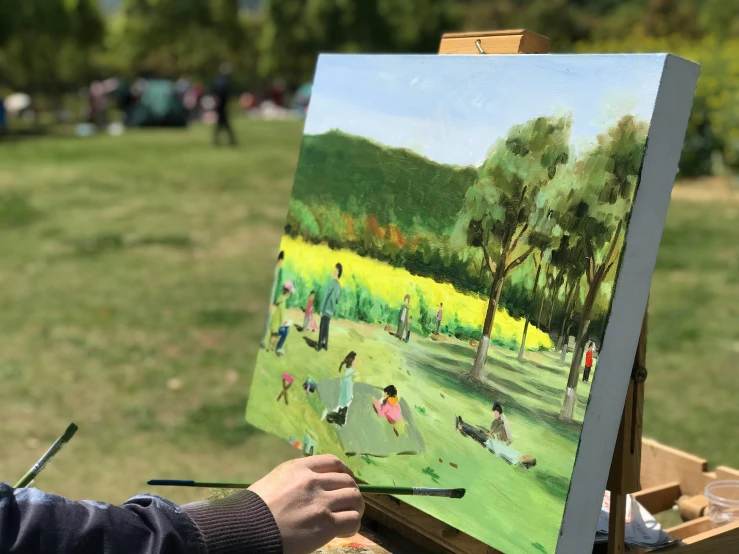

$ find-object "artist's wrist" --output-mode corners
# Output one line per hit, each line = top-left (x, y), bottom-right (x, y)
(183, 490), (283, 554)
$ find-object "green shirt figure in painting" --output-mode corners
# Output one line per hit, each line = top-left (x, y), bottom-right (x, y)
(260, 251), (284, 349)
(267, 280), (295, 356)
(315, 263), (342, 352)
(396, 294), (410, 339)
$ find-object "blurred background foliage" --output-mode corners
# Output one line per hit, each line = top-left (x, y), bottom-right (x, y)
(1, 0), (738, 176)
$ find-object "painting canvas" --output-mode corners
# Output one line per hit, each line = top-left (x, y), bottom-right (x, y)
(245, 54), (699, 554)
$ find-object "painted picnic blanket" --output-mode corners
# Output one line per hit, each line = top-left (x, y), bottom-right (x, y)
(317, 380), (425, 457)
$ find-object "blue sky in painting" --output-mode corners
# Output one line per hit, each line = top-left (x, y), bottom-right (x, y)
(303, 54), (666, 167)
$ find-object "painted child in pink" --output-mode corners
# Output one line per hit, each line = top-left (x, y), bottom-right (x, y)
(373, 385), (404, 436)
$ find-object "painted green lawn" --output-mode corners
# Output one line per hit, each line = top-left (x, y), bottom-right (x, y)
(248, 309), (587, 554)
(0, 119), (737, 527)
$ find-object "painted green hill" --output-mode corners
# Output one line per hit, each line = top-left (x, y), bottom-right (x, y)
(292, 130), (478, 232)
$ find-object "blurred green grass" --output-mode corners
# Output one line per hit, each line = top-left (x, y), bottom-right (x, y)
(0, 120), (737, 506)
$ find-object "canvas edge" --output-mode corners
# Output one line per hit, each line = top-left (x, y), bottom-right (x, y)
(244, 53), (332, 424)
(555, 54), (700, 554)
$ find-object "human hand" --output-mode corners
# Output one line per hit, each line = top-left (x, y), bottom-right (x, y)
(248, 455), (364, 554)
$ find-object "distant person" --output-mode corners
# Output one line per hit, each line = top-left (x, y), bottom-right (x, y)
(302, 290), (318, 333)
(0, 95), (6, 133)
(405, 317), (412, 343)
(435, 303), (443, 334)
(583, 342), (595, 383)
(89, 80), (108, 129)
(260, 251), (284, 349)
(315, 263), (342, 352)
(268, 280), (296, 356)
(212, 62), (237, 146)
(396, 294), (410, 339)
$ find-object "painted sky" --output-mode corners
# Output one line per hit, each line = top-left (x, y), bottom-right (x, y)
(304, 54), (666, 167)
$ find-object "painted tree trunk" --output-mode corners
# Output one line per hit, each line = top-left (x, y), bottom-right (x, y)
(560, 340), (568, 364)
(560, 284), (598, 420)
(547, 287), (557, 332)
(518, 260), (542, 362)
(470, 272), (505, 379)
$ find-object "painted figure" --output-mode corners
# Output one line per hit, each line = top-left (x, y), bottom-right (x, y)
(405, 317), (412, 343)
(302, 290), (318, 333)
(260, 251), (284, 349)
(455, 403), (536, 468)
(316, 263), (343, 351)
(583, 342), (595, 383)
(435, 303), (443, 334)
(325, 351), (356, 426)
(396, 294), (410, 338)
(268, 280), (296, 356)
(373, 385), (405, 437)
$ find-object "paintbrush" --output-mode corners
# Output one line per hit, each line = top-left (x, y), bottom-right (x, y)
(15, 423), (78, 488)
(148, 479), (465, 498)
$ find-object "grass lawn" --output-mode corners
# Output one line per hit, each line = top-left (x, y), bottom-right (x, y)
(248, 308), (587, 554)
(0, 120), (737, 523)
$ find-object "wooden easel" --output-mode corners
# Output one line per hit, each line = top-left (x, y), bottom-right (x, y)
(321, 29), (739, 554)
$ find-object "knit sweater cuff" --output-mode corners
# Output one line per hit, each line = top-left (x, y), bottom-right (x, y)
(182, 490), (283, 554)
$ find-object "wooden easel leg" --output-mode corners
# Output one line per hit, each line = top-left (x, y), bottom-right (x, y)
(608, 492), (628, 554)
(606, 306), (648, 554)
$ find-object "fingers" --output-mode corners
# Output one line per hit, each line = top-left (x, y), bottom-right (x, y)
(326, 487), (364, 514)
(330, 509), (363, 539)
(318, 472), (357, 492)
(304, 454), (354, 476)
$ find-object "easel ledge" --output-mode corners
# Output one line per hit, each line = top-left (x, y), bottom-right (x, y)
(315, 31), (739, 554)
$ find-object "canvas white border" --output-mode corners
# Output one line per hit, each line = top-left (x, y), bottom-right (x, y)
(556, 54), (700, 553)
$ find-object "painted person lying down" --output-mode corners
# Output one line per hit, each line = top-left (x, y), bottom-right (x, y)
(455, 402), (537, 469)
(0, 455), (363, 554)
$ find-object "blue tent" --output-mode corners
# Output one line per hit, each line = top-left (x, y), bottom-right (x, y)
(130, 80), (188, 127)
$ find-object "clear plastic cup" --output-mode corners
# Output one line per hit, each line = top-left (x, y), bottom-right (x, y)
(705, 480), (739, 527)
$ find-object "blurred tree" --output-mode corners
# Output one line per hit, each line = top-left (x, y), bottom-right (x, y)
(258, 0), (461, 82)
(697, 0), (739, 39)
(643, 0), (700, 38)
(119, 0), (256, 82)
(0, 0), (105, 98)
(452, 115), (571, 381)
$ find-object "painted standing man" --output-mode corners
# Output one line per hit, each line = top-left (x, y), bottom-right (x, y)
(396, 294), (410, 339)
(260, 251), (284, 349)
(316, 263), (342, 351)
(435, 302), (443, 334)
(583, 341), (595, 383)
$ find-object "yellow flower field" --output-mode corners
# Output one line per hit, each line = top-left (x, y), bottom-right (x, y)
(280, 235), (553, 350)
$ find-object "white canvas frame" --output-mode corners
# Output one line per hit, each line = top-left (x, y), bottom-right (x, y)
(557, 54), (699, 553)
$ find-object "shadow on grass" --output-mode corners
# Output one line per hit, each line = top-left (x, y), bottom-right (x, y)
(0, 191), (43, 228)
(0, 127), (55, 143)
(64, 232), (196, 257)
(411, 354), (582, 445)
(303, 336), (319, 349)
(197, 309), (250, 327)
(532, 468), (572, 504)
(184, 397), (260, 447)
